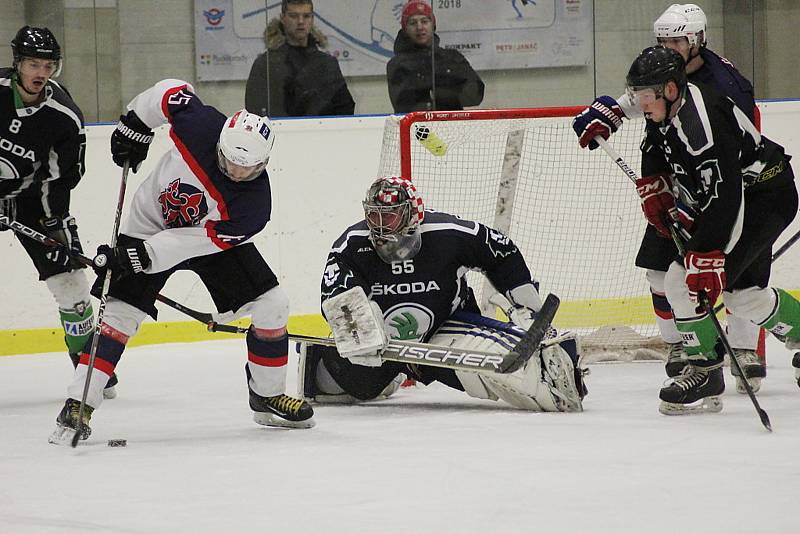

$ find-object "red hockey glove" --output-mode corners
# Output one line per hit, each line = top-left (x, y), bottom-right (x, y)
(684, 250), (726, 308)
(635, 174), (677, 238)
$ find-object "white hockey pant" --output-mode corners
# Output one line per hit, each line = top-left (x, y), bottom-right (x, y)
(427, 322), (583, 412)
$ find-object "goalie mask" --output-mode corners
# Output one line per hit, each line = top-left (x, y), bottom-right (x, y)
(217, 110), (275, 182)
(363, 176), (424, 264)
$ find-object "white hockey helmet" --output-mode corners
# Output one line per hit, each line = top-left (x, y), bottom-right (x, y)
(363, 176), (425, 263)
(653, 4), (707, 47)
(217, 110), (275, 182)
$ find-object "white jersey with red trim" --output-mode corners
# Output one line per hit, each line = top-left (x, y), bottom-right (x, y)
(120, 79), (272, 273)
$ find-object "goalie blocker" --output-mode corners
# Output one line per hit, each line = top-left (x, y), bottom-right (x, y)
(301, 290), (587, 412)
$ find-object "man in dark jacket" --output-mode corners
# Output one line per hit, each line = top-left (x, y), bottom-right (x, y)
(245, 0), (355, 117)
(386, 0), (485, 113)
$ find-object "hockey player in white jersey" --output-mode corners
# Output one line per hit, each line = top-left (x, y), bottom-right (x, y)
(49, 80), (313, 443)
(304, 176), (586, 412)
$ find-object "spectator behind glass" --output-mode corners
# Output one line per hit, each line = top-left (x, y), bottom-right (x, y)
(245, 0), (355, 117)
(386, 0), (484, 113)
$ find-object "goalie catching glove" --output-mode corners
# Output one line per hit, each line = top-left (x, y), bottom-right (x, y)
(111, 110), (154, 172)
(93, 242), (151, 277)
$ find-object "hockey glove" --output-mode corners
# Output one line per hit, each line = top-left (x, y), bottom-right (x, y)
(41, 216), (85, 269)
(0, 197), (16, 230)
(93, 242), (151, 277)
(635, 174), (678, 238)
(684, 250), (726, 309)
(572, 96), (625, 150)
(111, 110), (154, 173)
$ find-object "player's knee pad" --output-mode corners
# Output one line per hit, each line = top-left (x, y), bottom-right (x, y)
(45, 270), (90, 309)
(250, 286), (289, 329)
(102, 298), (147, 338)
(724, 287), (776, 325)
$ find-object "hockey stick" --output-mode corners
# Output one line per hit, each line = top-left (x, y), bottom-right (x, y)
(71, 161), (131, 447)
(163, 293), (560, 375)
(0, 216), (249, 334)
(596, 137), (771, 430)
(0, 215), (561, 374)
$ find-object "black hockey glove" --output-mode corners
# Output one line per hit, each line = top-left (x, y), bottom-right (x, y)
(41, 216), (85, 269)
(93, 242), (151, 277)
(111, 110), (154, 173)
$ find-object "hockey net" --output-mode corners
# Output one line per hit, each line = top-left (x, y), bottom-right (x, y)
(377, 107), (666, 362)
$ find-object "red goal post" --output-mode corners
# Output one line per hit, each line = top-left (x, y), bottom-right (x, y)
(379, 106), (666, 360)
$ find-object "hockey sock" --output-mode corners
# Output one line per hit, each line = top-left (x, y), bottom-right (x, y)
(759, 288), (800, 341)
(59, 301), (94, 355)
(675, 313), (720, 361)
(651, 291), (682, 344)
(246, 327), (288, 398)
(68, 323), (128, 409)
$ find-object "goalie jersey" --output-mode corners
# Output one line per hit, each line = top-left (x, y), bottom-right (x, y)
(640, 81), (790, 254)
(321, 210), (535, 342)
(121, 79), (271, 273)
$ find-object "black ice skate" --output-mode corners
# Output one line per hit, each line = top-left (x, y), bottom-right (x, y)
(48, 399), (93, 444)
(249, 390), (315, 429)
(729, 349), (766, 394)
(665, 342), (688, 378)
(659, 362), (724, 415)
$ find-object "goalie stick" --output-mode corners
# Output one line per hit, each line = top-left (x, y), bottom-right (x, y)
(595, 136), (772, 431)
(0, 217), (561, 374)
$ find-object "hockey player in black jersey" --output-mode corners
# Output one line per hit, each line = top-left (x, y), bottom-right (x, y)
(303, 176), (586, 412)
(572, 3), (765, 393)
(49, 80), (313, 444)
(624, 46), (800, 414)
(0, 27), (118, 397)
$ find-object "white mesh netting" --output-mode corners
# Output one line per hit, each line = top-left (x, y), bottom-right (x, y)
(377, 109), (667, 361)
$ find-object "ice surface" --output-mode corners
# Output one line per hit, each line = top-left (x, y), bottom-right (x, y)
(1, 337), (799, 534)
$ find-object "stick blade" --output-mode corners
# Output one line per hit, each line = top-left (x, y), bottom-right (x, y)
(499, 294), (560, 374)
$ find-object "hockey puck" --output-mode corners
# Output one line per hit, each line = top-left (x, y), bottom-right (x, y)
(107, 439), (127, 447)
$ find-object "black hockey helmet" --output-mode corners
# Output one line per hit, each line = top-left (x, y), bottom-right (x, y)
(626, 46), (686, 91)
(11, 26), (61, 64)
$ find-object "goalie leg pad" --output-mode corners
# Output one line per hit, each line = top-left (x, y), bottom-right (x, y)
(429, 318), (584, 412)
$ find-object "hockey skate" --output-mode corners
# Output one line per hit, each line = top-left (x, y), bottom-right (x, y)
(250, 390), (315, 429)
(659, 362), (724, 415)
(729, 349), (766, 394)
(48, 399), (93, 444)
(664, 342), (688, 378)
